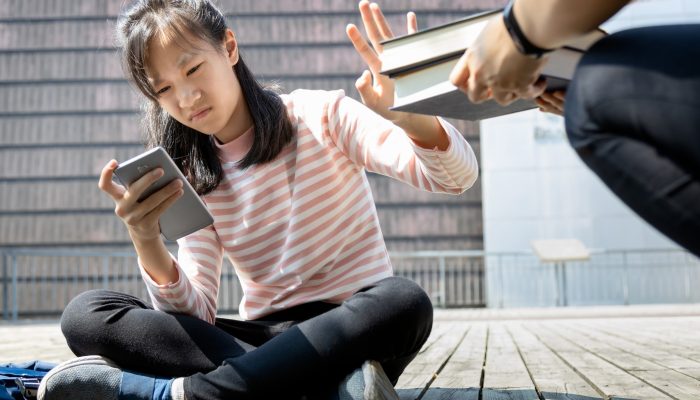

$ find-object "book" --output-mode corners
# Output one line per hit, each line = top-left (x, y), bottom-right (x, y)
(380, 9), (605, 77)
(390, 47), (583, 121)
(380, 9), (500, 76)
(380, 10), (606, 120)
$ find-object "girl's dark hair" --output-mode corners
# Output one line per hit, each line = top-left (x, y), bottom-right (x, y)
(116, 0), (293, 195)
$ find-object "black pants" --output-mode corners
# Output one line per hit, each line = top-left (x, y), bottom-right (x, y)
(60, 276), (433, 399)
(565, 24), (700, 257)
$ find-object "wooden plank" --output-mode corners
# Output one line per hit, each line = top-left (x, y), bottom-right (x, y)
(482, 323), (539, 400)
(526, 322), (672, 400)
(579, 318), (700, 362)
(0, 323), (74, 363)
(396, 322), (469, 399)
(418, 322), (453, 355)
(506, 322), (602, 399)
(545, 321), (700, 399)
(568, 320), (700, 375)
(421, 323), (487, 400)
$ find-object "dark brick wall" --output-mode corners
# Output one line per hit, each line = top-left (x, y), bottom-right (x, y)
(0, 0), (506, 250)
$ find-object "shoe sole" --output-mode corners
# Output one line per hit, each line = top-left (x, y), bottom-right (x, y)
(363, 361), (400, 400)
(38, 355), (119, 400)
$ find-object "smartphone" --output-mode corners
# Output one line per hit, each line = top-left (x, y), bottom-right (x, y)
(113, 146), (214, 241)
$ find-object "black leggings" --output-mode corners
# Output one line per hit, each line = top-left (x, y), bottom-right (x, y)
(565, 24), (700, 256)
(60, 276), (433, 399)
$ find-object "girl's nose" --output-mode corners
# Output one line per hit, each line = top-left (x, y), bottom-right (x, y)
(178, 85), (201, 108)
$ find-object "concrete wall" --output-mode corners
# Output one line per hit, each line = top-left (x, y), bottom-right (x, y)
(481, 0), (700, 307)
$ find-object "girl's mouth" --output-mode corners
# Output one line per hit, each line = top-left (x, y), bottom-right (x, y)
(190, 107), (211, 122)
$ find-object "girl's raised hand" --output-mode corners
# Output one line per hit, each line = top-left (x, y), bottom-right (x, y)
(98, 159), (183, 241)
(346, 0), (417, 122)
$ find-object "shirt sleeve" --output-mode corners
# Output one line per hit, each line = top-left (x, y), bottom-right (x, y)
(323, 90), (479, 194)
(138, 224), (224, 324)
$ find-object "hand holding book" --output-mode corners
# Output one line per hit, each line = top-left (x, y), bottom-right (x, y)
(345, 0), (417, 122)
(347, 1), (449, 150)
(449, 12), (548, 105)
(536, 91), (565, 116)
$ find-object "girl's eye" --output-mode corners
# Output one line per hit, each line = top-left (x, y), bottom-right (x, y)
(156, 86), (170, 95)
(187, 63), (202, 76)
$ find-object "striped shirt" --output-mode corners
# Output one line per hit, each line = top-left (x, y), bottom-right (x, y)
(139, 89), (478, 322)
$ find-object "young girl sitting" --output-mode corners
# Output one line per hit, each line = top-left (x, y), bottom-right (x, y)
(38, 0), (478, 399)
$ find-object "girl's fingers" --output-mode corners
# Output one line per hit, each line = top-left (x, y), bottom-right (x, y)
(355, 70), (376, 105)
(369, 2), (393, 39)
(135, 179), (183, 218)
(358, 0), (383, 51)
(407, 11), (418, 34)
(346, 24), (382, 73)
(142, 186), (185, 226)
(98, 160), (125, 200)
(122, 167), (165, 205)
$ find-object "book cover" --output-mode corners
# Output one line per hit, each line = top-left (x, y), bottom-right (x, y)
(380, 9), (605, 78)
(379, 9), (500, 77)
(390, 49), (581, 121)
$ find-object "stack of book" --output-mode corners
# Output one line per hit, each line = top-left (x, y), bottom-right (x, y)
(379, 10), (606, 121)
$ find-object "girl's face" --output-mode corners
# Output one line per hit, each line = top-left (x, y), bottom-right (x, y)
(146, 29), (252, 143)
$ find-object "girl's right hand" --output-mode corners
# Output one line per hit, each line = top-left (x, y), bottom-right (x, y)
(98, 159), (184, 241)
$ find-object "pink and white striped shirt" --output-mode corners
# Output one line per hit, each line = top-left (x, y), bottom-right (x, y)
(139, 89), (478, 322)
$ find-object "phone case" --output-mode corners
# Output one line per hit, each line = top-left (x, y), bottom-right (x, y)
(113, 147), (214, 241)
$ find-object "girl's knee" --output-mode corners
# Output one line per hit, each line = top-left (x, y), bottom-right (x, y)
(378, 277), (433, 330)
(61, 290), (106, 339)
(60, 289), (133, 349)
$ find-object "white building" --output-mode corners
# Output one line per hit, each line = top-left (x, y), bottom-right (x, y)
(481, 0), (700, 307)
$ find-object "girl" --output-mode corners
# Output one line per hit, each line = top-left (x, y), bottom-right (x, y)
(39, 0), (478, 399)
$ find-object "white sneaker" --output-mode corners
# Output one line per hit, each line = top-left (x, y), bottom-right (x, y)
(338, 360), (400, 400)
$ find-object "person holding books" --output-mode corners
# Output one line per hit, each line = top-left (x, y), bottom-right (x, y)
(36, 1), (479, 400)
(450, 0), (700, 257)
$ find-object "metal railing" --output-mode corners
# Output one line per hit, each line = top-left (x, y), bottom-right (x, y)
(1, 247), (698, 321)
(485, 248), (700, 308)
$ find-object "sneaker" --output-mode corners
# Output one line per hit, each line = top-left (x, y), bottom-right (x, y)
(337, 360), (399, 400)
(38, 355), (175, 400)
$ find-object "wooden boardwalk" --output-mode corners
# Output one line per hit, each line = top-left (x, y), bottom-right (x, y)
(3, 306), (700, 399)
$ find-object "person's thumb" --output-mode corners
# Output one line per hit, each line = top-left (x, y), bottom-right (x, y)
(355, 70), (376, 107)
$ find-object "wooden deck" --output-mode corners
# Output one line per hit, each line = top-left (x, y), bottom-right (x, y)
(3, 305), (700, 399)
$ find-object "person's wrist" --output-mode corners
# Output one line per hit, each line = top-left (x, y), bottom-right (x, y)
(502, 0), (553, 59)
(391, 112), (426, 132)
(127, 226), (162, 243)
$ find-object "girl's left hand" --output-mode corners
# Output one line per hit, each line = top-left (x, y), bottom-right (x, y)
(346, 0), (417, 122)
(536, 90), (566, 116)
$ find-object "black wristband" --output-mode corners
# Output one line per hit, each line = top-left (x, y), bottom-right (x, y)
(502, 0), (553, 58)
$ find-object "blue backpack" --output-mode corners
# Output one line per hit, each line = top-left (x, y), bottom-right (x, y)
(0, 361), (56, 400)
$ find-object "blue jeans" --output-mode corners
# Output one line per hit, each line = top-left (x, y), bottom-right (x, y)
(60, 276), (433, 399)
(565, 24), (700, 256)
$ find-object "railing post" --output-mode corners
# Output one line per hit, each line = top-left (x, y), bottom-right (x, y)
(561, 261), (568, 307)
(11, 254), (18, 322)
(438, 256), (446, 308)
(2, 252), (7, 320)
(498, 255), (504, 308)
(102, 256), (110, 289)
(622, 251), (629, 306)
(685, 251), (691, 302)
